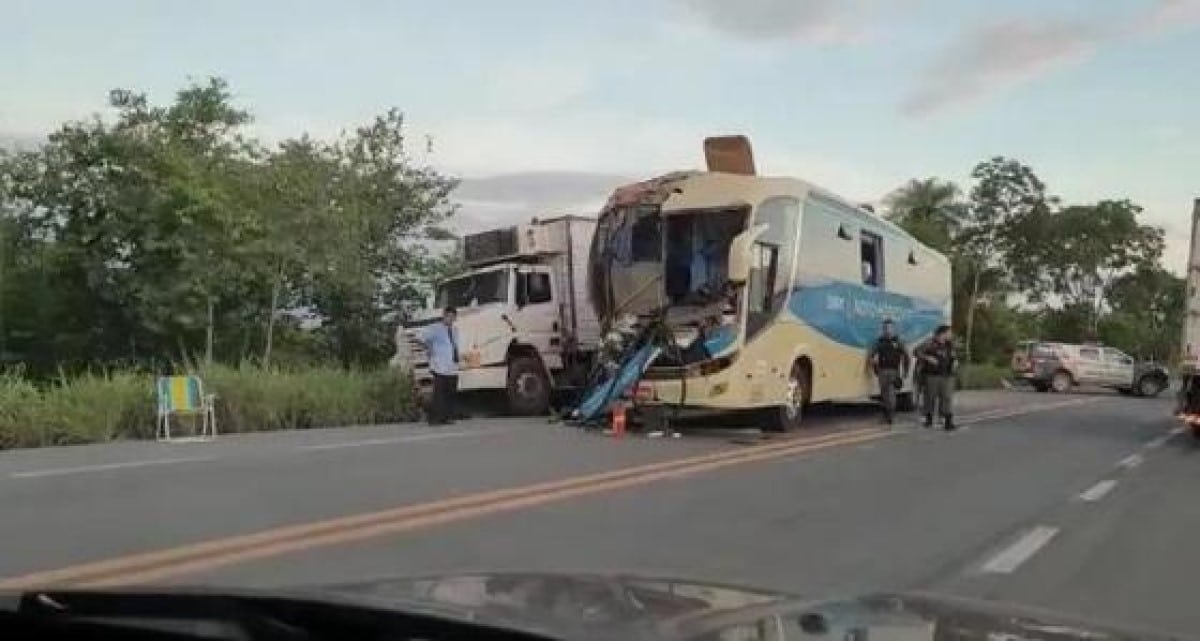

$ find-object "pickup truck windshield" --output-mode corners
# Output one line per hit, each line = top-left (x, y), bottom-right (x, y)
(436, 270), (510, 308)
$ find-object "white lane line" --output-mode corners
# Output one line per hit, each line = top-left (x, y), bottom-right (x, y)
(10, 457), (214, 479)
(982, 526), (1059, 574)
(1144, 434), (1172, 449)
(1078, 479), (1117, 502)
(1116, 453), (1144, 469)
(958, 398), (1099, 427)
(297, 429), (490, 451)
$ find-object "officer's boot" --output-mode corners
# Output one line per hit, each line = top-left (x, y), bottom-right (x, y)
(943, 414), (956, 431)
(923, 414), (933, 428)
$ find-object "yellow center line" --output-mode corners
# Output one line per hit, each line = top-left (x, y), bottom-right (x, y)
(0, 427), (892, 590)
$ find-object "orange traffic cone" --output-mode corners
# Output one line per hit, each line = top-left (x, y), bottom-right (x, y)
(611, 402), (627, 438)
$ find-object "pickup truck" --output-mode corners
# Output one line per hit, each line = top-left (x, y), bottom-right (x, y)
(1011, 340), (1168, 397)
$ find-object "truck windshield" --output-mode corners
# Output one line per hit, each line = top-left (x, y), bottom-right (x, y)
(436, 269), (510, 308)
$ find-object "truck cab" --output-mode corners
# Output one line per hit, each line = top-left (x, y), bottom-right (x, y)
(396, 216), (599, 415)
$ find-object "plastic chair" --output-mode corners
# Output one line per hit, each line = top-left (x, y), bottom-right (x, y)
(156, 375), (217, 442)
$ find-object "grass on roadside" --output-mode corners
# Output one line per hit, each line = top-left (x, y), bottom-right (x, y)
(958, 363), (1010, 390)
(0, 365), (418, 450)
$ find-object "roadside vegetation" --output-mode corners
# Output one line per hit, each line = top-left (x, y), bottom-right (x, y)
(0, 366), (416, 449)
(884, 166), (1178, 370)
(0, 78), (1183, 448)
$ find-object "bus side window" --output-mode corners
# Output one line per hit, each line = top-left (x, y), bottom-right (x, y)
(861, 231), (883, 288)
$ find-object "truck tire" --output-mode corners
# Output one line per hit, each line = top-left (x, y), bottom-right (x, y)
(764, 360), (810, 432)
(1136, 375), (1165, 398)
(1050, 370), (1073, 393)
(507, 356), (551, 416)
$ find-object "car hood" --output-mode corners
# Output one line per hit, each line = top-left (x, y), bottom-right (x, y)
(316, 573), (1181, 641)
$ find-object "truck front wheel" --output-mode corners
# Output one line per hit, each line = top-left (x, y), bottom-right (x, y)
(507, 356), (551, 415)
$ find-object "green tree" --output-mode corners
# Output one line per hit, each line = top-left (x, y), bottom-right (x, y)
(286, 109), (457, 367)
(1033, 201), (1165, 335)
(1102, 265), (1183, 361)
(884, 177), (1007, 362)
(883, 178), (963, 254)
(0, 78), (458, 373)
(963, 157), (1053, 362)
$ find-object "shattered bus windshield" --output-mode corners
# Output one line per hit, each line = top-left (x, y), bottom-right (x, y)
(664, 210), (745, 306)
(436, 269), (509, 308)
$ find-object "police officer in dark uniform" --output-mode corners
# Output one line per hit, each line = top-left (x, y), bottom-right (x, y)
(916, 324), (957, 431)
(869, 319), (910, 424)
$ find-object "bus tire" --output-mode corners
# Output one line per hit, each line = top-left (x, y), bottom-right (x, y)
(765, 359), (810, 432)
(507, 355), (551, 416)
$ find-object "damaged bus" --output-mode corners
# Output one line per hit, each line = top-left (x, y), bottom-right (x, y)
(585, 136), (951, 430)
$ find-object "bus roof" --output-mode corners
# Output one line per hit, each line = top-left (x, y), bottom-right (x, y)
(633, 170), (946, 262)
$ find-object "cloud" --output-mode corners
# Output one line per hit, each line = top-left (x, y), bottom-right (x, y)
(671, 0), (875, 44)
(482, 63), (591, 112)
(0, 132), (46, 151)
(451, 171), (629, 232)
(1133, 0), (1200, 35)
(455, 171), (629, 208)
(903, 0), (1200, 117)
(421, 112), (897, 234)
(901, 19), (1101, 117)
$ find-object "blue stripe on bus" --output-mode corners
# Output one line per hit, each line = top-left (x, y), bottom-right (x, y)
(786, 277), (947, 349)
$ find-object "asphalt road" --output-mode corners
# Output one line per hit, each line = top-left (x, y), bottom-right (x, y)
(1, 389), (1194, 637)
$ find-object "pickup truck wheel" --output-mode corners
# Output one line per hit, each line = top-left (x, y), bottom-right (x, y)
(507, 356), (551, 415)
(1050, 371), (1073, 393)
(1137, 376), (1165, 398)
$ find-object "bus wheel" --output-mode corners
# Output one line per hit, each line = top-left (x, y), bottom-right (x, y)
(765, 360), (809, 432)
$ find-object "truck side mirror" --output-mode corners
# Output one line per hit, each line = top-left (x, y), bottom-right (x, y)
(726, 224), (768, 285)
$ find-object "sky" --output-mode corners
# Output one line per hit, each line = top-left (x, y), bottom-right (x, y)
(2, 0), (1198, 271)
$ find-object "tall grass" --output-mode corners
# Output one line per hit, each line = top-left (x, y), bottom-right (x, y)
(0, 366), (417, 450)
(958, 363), (1009, 390)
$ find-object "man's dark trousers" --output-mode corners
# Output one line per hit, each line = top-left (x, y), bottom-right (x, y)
(429, 373), (458, 425)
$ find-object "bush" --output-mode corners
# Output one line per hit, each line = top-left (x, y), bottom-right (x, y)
(0, 366), (416, 450)
(958, 363), (1009, 390)
(0, 373), (42, 449)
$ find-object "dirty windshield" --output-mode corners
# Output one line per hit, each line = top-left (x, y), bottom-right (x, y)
(2, 2), (1198, 640)
(436, 270), (509, 308)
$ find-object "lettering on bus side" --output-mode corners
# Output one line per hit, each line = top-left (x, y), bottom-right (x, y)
(791, 276), (945, 350)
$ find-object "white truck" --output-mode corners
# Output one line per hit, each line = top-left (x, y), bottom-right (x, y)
(395, 216), (601, 415)
(1177, 199), (1200, 436)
